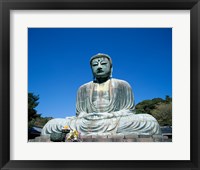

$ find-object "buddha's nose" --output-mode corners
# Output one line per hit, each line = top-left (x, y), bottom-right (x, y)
(97, 64), (102, 69)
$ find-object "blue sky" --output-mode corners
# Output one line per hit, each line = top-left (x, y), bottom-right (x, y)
(28, 28), (172, 118)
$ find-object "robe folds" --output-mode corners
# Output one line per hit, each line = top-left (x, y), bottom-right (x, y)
(76, 78), (135, 115)
(41, 79), (161, 136)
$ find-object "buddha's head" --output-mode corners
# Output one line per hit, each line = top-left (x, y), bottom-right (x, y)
(90, 53), (112, 81)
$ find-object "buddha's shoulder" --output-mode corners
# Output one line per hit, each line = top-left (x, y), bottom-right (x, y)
(78, 81), (93, 89)
(111, 78), (131, 87)
(78, 79), (131, 89)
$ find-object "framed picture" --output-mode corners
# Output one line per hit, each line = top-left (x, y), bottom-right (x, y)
(0, 0), (199, 169)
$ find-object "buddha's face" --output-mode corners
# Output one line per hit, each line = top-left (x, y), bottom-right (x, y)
(91, 57), (111, 79)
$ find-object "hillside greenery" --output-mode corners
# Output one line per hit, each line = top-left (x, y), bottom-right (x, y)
(135, 95), (172, 126)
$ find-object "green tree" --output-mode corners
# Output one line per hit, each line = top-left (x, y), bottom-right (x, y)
(165, 95), (172, 104)
(28, 93), (53, 128)
(28, 93), (41, 122)
(33, 117), (53, 127)
(151, 103), (172, 126)
(135, 98), (164, 114)
(135, 96), (172, 126)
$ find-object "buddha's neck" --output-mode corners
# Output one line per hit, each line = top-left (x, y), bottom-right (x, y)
(95, 77), (110, 84)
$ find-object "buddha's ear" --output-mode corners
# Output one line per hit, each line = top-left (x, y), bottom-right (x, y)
(93, 74), (96, 82)
(90, 66), (96, 81)
(110, 67), (113, 78)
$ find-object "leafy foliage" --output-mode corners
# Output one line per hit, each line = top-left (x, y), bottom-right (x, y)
(28, 93), (40, 121)
(135, 96), (172, 126)
(30, 116), (53, 128)
(151, 103), (172, 126)
(28, 93), (53, 128)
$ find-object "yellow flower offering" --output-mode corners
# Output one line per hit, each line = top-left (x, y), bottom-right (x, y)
(63, 125), (69, 129)
(73, 130), (79, 137)
(66, 129), (80, 141)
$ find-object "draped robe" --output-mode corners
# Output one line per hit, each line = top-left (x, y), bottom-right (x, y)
(41, 79), (161, 136)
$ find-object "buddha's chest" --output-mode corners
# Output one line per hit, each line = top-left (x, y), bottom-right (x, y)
(92, 81), (110, 106)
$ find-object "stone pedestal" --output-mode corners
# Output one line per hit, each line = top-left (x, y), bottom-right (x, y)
(29, 134), (171, 142)
(29, 135), (51, 142)
(79, 134), (167, 142)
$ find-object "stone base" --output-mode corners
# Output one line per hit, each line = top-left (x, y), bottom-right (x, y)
(29, 135), (51, 142)
(81, 134), (170, 142)
(29, 134), (171, 142)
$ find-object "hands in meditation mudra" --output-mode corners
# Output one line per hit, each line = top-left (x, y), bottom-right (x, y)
(41, 53), (161, 136)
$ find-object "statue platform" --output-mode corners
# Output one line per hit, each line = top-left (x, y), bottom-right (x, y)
(29, 134), (171, 142)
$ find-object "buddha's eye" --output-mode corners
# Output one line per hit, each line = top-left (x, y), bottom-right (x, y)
(101, 62), (107, 65)
(92, 63), (98, 66)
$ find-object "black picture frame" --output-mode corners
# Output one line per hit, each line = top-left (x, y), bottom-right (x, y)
(0, 0), (199, 169)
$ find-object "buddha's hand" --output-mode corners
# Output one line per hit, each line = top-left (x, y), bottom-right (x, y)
(85, 112), (114, 119)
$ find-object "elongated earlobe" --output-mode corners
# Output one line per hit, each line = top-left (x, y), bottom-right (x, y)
(110, 67), (113, 79)
(93, 74), (96, 82)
